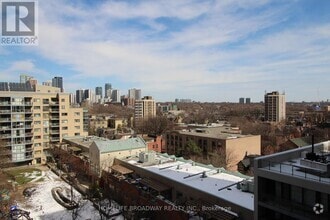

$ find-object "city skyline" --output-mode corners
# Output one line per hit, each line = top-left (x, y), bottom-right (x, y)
(1, 0), (330, 102)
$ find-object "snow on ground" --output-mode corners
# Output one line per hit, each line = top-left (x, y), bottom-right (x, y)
(18, 170), (124, 220)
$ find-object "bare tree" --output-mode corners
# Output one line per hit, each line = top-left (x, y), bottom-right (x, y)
(136, 116), (174, 135)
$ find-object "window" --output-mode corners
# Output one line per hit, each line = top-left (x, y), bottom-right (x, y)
(34, 106), (41, 110)
(43, 99), (49, 104)
(74, 133), (80, 136)
(61, 105), (65, 109)
(74, 112), (80, 116)
(61, 119), (68, 124)
(34, 98), (40, 102)
(34, 121), (41, 125)
(61, 113), (68, 116)
(34, 128), (41, 132)
(61, 98), (65, 102)
(75, 119), (80, 123)
(43, 120), (49, 127)
(62, 133), (68, 137)
(34, 135), (41, 139)
(43, 135), (49, 140)
(62, 126), (68, 130)
(34, 143), (41, 147)
(34, 113), (41, 118)
(75, 126), (80, 129)
(43, 128), (49, 134)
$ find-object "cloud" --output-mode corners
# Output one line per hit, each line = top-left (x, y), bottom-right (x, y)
(8, 0), (329, 102)
(0, 60), (50, 82)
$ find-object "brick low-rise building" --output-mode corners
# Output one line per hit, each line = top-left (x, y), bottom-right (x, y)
(165, 126), (261, 170)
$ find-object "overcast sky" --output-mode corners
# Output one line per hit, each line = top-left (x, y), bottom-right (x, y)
(1, 0), (330, 102)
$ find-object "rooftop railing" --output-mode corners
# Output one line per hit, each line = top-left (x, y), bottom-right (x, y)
(260, 160), (330, 184)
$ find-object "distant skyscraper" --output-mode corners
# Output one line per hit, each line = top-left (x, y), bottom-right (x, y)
(105, 83), (112, 98)
(20, 74), (33, 83)
(239, 97), (245, 104)
(70, 93), (76, 105)
(264, 91), (286, 122)
(128, 88), (142, 100)
(95, 86), (102, 98)
(84, 89), (96, 104)
(76, 89), (84, 104)
(246, 98), (251, 104)
(111, 89), (120, 102)
(52, 76), (63, 92)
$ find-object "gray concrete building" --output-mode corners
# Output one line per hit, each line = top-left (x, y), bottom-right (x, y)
(254, 141), (330, 220)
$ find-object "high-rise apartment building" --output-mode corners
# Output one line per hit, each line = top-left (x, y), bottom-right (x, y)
(0, 83), (87, 165)
(105, 83), (112, 98)
(135, 89), (141, 100)
(111, 89), (120, 103)
(52, 76), (63, 92)
(95, 86), (102, 98)
(128, 88), (141, 100)
(264, 91), (286, 122)
(246, 98), (251, 104)
(76, 89), (84, 104)
(239, 97), (245, 104)
(42, 81), (52, 87)
(20, 74), (33, 83)
(134, 96), (156, 126)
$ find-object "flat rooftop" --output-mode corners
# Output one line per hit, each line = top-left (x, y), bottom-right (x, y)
(175, 129), (252, 140)
(123, 154), (254, 211)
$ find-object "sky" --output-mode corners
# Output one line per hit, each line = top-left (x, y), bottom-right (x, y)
(1, 0), (330, 102)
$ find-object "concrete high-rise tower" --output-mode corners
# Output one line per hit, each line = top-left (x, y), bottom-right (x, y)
(52, 76), (63, 92)
(105, 83), (112, 98)
(264, 91), (286, 122)
(134, 96), (156, 127)
(95, 86), (102, 98)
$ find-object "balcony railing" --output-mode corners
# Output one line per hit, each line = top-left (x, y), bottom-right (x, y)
(0, 102), (10, 106)
(26, 148), (33, 152)
(0, 110), (11, 114)
(0, 134), (11, 139)
(50, 138), (60, 142)
(0, 126), (11, 130)
(50, 130), (60, 134)
(0, 118), (10, 122)
(260, 160), (330, 183)
(49, 102), (59, 106)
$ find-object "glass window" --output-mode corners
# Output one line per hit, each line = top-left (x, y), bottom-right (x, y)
(43, 120), (49, 127)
